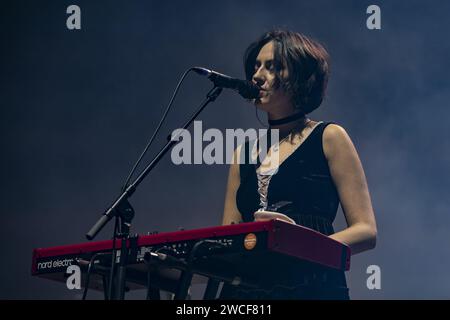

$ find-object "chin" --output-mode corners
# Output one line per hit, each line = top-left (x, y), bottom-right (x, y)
(254, 98), (275, 113)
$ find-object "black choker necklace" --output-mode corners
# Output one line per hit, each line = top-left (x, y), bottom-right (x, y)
(268, 112), (305, 126)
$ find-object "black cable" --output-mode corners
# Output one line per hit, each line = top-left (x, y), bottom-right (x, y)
(105, 68), (197, 300)
(81, 252), (107, 300)
(121, 67), (198, 192)
(255, 105), (268, 128)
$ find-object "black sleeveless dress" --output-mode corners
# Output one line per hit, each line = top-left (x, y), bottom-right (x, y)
(219, 122), (350, 300)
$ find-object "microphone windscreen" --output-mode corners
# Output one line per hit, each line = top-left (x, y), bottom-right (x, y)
(238, 81), (260, 99)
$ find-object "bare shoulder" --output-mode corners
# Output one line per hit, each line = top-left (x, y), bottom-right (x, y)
(322, 124), (356, 160)
(323, 123), (350, 141)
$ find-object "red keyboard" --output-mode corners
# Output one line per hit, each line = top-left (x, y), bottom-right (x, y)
(32, 220), (350, 293)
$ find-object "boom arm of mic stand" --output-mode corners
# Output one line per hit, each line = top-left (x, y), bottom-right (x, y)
(85, 86), (223, 241)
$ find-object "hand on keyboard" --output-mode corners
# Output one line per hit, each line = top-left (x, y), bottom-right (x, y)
(253, 210), (296, 225)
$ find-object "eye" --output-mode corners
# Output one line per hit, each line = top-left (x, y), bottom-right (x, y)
(264, 60), (278, 72)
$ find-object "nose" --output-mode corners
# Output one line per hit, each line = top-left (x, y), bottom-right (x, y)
(252, 66), (265, 87)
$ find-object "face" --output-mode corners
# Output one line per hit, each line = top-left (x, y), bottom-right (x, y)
(252, 41), (293, 114)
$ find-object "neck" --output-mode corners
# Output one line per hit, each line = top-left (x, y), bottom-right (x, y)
(268, 111), (308, 137)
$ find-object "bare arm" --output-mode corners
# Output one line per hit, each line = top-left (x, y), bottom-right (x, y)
(222, 145), (243, 225)
(323, 124), (377, 255)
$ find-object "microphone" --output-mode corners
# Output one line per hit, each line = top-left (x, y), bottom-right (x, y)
(192, 67), (260, 99)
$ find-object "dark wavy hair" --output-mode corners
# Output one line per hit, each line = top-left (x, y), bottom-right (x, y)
(244, 30), (330, 114)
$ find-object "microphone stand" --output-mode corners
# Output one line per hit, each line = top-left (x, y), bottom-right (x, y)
(85, 86), (223, 300)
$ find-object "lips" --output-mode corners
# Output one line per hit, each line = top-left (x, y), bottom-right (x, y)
(259, 89), (269, 97)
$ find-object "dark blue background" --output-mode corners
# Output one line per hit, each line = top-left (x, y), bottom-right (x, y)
(1, 0), (449, 299)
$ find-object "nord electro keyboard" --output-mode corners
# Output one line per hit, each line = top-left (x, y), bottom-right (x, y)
(31, 220), (351, 297)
